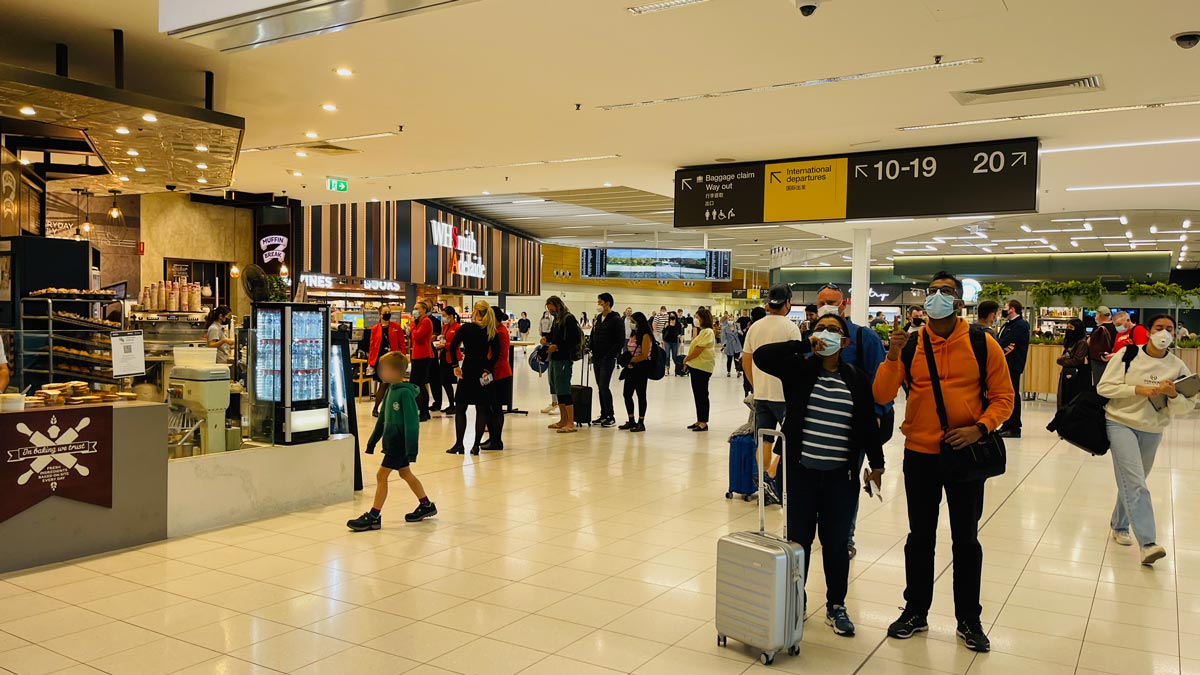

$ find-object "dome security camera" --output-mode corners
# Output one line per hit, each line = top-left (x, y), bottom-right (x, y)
(1174, 32), (1200, 49)
(793, 0), (822, 16)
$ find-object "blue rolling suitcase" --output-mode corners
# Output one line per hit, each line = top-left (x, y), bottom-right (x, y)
(726, 433), (758, 501)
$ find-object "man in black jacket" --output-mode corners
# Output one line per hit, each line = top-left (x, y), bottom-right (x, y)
(996, 299), (1031, 438)
(590, 293), (624, 427)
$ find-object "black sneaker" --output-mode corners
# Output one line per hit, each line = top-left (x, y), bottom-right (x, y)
(591, 416), (608, 425)
(631, 422), (646, 433)
(998, 429), (1021, 439)
(443, 406), (457, 414)
(618, 420), (637, 430)
(481, 441), (504, 451)
(956, 620), (991, 652)
(347, 511), (381, 532)
(601, 417), (617, 428)
(762, 479), (781, 507)
(419, 413), (432, 422)
(887, 610), (929, 639)
(405, 502), (437, 522)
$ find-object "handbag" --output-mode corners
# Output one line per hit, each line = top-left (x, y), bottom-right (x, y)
(922, 329), (1006, 482)
(1047, 391), (1109, 456)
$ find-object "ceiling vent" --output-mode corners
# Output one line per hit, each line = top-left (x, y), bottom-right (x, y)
(952, 75), (1104, 106)
(161, 0), (482, 52)
(300, 143), (362, 156)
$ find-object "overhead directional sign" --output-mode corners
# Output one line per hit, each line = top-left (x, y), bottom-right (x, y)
(674, 137), (1039, 227)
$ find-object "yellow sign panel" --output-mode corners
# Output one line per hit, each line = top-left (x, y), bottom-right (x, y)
(763, 158), (848, 222)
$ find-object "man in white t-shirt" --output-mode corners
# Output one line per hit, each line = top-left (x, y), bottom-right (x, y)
(741, 283), (802, 503)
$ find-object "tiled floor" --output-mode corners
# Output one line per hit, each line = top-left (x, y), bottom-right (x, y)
(4, 361), (1200, 675)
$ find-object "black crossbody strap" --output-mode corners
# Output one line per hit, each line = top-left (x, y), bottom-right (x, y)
(922, 329), (952, 433)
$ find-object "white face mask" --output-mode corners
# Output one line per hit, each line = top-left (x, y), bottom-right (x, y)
(1150, 330), (1174, 350)
(1115, 324), (1129, 334)
(817, 304), (840, 319)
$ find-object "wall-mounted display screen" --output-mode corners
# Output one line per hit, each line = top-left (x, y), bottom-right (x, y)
(579, 248), (732, 280)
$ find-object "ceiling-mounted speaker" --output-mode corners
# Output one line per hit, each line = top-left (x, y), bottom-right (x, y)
(161, 0), (483, 52)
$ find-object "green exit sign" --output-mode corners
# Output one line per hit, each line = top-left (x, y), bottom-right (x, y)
(326, 178), (349, 192)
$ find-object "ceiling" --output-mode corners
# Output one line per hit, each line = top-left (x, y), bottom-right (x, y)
(0, 0), (1199, 271)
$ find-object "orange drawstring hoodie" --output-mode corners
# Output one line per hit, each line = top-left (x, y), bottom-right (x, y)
(873, 319), (1015, 455)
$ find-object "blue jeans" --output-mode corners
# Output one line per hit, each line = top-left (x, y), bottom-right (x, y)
(1106, 420), (1163, 547)
(666, 341), (680, 369)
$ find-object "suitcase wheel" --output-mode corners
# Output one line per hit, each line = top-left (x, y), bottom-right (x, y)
(742, 494), (754, 502)
(760, 652), (775, 666)
(716, 635), (726, 648)
(724, 492), (732, 500)
(788, 645), (799, 656)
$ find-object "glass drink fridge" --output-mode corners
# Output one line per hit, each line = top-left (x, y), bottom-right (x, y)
(252, 302), (331, 445)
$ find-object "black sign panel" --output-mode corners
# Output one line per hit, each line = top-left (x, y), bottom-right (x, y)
(845, 138), (1038, 219)
(673, 165), (764, 228)
(673, 137), (1039, 227)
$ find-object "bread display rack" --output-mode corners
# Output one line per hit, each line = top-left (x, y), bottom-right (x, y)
(19, 295), (125, 389)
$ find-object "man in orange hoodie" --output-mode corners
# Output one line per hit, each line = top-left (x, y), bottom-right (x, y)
(873, 271), (1014, 654)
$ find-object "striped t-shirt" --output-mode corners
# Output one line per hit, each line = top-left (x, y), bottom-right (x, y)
(800, 371), (854, 470)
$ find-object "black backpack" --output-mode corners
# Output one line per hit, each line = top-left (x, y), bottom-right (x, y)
(1047, 346), (1140, 456)
(856, 326), (895, 444)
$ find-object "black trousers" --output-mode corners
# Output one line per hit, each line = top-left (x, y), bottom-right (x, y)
(429, 359), (443, 409)
(1005, 368), (1023, 430)
(440, 362), (457, 410)
(410, 358), (436, 416)
(594, 357), (617, 419)
(787, 463), (857, 609)
(622, 367), (648, 419)
(690, 369), (711, 423)
(902, 449), (985, 622)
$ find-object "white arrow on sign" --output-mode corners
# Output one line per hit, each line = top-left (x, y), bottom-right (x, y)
(855, 165), (869, 178)
(681, 178), (693, 190)
(1012, 151), (1028, 166)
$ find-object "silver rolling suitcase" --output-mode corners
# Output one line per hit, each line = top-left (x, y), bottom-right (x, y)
(715, 429), (803, 666)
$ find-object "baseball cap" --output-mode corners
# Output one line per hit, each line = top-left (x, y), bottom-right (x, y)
(766, 283), (793, 308)
(1097, 305), (1111, 316)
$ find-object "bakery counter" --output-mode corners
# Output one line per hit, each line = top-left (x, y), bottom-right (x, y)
(0, 402), (168, 573)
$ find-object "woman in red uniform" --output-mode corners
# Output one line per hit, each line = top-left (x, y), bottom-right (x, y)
(408, 300), (436, 422)
(437, 307), (461, 414)
(369, 309), (406, 417)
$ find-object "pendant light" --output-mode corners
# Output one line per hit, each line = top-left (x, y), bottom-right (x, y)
(107, 189), (122, 220)
(81, 191), (93, 236)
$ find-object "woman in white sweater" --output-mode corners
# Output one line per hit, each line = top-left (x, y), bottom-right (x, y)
(1097, 314), (1195, 565)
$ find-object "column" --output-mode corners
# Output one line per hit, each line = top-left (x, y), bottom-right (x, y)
(850, 228), (871, 326)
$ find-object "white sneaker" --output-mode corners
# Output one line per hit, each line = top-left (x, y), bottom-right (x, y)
(1140, 544), (1167, 566)
(1112, 529), (1134, 547)
(541, 404), (558, 414)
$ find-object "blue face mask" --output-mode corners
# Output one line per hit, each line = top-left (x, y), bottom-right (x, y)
(924, 292), (957, 320)
(813, 330), (842, 356)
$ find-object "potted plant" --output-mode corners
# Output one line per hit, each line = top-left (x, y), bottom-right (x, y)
(980, 282), (1013, 302)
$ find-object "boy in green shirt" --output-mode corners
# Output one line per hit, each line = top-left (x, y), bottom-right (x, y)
(348, 351), (437, 530)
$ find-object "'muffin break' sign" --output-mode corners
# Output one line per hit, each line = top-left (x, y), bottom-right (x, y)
(0, 406), (112, 523)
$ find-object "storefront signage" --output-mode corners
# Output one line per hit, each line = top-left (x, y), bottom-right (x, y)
(0, 407), (113, 524)
(260, 235), (288, 263)
(326, 178), (349, 193)
(675, 137), (1039, 227)
(430, 220), (487, 279)
(300, 274), (401, 293)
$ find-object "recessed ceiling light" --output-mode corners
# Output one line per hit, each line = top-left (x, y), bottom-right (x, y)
(1150, 225), (1158, 234)
(292, 171), (302, 177)
(335, 67), (353, 77)
(305, 131), (318, 139)
(18, 105), (35, 115)
(321, 103), (338, 112)
(482, 191), (491, 195)
(197, 177), (207, 184)
(1185, 220), (1192, 229)
(627, 0), (709, 14)
(1067, 181), (1200, 192)
(295, 151), (307, 158)
(370, 197), (380, 202)
(1126, 230), (1134, 238)
(1178, 264), (1183, 269)
(511, 199), (546, 204)
(119, 176), (130, 182)
(142, 113), (157, 122)
(1120, 215), (1129, 225)
(126, 149), (139, 156)
(901, 99), (1200, 131)
(195, 144), (208, 152)
(603, 182), (613, 187)
(1071, 241), (1079, 247)
(196, 163), (208, 170)
(115, 126), (130, 135)
(18, 158), (30, 165)
(134, 166), (146, 172)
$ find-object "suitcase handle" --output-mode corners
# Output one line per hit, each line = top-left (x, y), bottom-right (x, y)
(757, 429), (785, 537)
